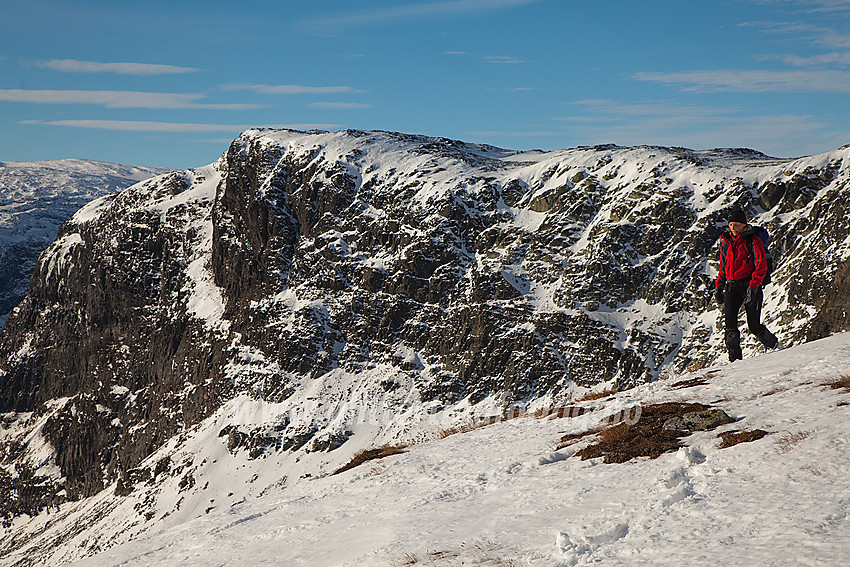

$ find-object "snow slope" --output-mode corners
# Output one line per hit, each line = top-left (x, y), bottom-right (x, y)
(10, 333), (848, 567)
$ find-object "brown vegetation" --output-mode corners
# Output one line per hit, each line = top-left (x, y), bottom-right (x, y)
(670, 377), (709, 390)
(821, 375), (850, 392)
(554, 429), (600, 451)
(776, 431), (810, 454)
(332, 444), (408, 475)
(439, 405), (588, 442)
(575, 387), (618, 402)
(718, 429), (769, 449)
(574, 402), (732, 464)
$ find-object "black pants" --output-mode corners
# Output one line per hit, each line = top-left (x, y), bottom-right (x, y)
(723, 280), (776, 361)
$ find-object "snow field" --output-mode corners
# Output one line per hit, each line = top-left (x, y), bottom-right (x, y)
(53, 332), (850, 567)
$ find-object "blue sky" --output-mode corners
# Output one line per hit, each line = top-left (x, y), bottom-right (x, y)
(2, 0), (850, 168)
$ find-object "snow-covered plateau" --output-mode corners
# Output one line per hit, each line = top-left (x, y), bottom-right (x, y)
(1, 130), (850, 565)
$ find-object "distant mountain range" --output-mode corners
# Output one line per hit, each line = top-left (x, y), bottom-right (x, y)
(1, 130), (850, 564)
(0, 159), (169, 327)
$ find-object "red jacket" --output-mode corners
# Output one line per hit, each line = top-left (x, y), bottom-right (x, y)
(716, 228), (768, 289)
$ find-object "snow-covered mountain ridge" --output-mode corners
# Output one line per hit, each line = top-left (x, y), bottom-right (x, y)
(0, 159), (169, 327)
(1, 129), (850, 563)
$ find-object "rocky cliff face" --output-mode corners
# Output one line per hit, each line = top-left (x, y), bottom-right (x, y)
(1, 130), (850, 557)
(0, 159), (167, 328)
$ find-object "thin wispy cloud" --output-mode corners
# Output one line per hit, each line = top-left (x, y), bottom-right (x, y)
(20, 120), (342, 132)
(442, 51), (527, 65)
(223, 84), (363, 95)
(36, 59), (199, 75)
(0, 89), (257, 109)
(593, 114), (828, 156)
(556, 99), (830, 157)
(464, 129), (560, 137)
(486, 56), (526, 64)
(484, 87), (539, 92)
(742, 21), (850, 49)
(299, 0), (542, 33)
(632, 70), (850, 93)
(559, 100), (737, 122)
(751, 0), (850, 13)
(759, 52), (850, 67)
(309, 102), (375, 109)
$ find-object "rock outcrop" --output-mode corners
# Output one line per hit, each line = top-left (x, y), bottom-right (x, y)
(0, 159), (167, 327)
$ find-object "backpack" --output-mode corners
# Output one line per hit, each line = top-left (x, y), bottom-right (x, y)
(744, 226), (773, 286)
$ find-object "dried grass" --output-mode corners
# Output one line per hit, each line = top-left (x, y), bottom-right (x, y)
(534, 405), (587, 419)
(821, 375), (850, 392)
(718, 429), (769, 449)
(437, 414), (509, 440)
(437, 422), (483, 439)
(776, 431), (810, 454)
(394, 541), (517, 566)
(801, 464), (824, 476)
(439, 405), (589, 443)
(575, 402), (715, 464)
(553, 429), (600, 451)
(760, 385), (791, 397)
(575, 386), (618, 402)
(332, 444), (408, 475)
(598, 422), (633, 444)
(670, 377), (709, 390)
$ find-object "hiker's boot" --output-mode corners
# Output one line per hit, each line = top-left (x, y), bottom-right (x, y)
(725, 329), (743, 362)
(757, 327), (779, 350)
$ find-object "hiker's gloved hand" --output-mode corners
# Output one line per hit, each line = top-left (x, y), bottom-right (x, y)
(744, 286), (757, 305)
(714, 287), (724, 305)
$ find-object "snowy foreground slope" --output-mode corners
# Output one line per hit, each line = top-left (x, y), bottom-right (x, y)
(10, 333), (850, 566)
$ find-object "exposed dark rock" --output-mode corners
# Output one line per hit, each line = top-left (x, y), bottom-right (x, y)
(661, 409), (735, 433)
(0, 160), (167, 327)
(807, 257), (850, 341)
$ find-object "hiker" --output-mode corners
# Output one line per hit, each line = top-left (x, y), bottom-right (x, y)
(714, 209), (779, 361)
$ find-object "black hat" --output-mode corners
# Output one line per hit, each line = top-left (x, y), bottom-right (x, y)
(728, 209), (747, 224)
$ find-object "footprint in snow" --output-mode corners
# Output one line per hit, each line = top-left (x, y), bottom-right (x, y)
(555, 523), (629, 565)
(658, 447), (705, 507)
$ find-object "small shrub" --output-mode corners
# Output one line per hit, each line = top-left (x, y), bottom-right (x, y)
(332, 444), (408, 475)
(718, 429), (769, 449)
